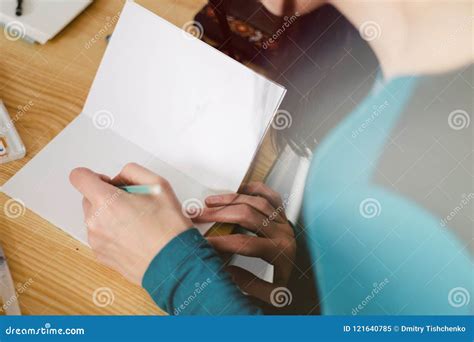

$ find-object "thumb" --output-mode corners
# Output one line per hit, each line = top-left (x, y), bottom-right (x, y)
(69, 167), (119, 205)
(111, 163), (167, 187)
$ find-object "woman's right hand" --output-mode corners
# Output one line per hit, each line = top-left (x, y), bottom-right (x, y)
(70, 163), (193, 285)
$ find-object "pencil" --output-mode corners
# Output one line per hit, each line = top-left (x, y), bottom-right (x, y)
(118, 185), (162, 195)
(16, 0), (23, 16)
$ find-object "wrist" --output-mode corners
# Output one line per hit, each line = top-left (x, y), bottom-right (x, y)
(139, 226), (196, 283)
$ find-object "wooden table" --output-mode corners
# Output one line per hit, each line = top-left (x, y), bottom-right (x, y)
(0, 0), (276, 315)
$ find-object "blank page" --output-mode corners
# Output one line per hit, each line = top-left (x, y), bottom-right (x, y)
(83, 2), (286, 191)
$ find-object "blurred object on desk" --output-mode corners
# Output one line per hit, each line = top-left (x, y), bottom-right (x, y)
(0, 244), (21, 315)
(0, 0), (92, 44)
(194, 0), (288, 64)
(0, 100), (26, 165)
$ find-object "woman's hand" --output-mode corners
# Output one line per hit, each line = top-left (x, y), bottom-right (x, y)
(69, 163), (192, 285)
(192, 182), (296, 305)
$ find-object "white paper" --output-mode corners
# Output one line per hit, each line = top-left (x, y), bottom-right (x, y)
(2, 2), (285, 245)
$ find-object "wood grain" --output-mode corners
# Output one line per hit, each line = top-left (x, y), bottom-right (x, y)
(0, 0), (276, 315)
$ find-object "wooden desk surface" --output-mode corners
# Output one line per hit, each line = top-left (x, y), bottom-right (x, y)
(0, 0), (276, 315)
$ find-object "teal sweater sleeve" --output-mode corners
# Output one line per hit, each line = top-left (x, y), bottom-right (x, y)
(142, 228), (262, 315)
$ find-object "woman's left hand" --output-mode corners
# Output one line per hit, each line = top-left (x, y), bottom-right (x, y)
(192, 182), (296, 305)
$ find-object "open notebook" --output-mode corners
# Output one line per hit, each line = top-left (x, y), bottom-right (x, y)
(2, 2), (286, 245)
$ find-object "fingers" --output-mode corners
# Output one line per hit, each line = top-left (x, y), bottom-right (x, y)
(82, 197), (92, 215)
(226, 266), (275, 304)
(97, 173), (112, 183)
(240, 182), (285, 217)
(70, 168), (119, 205)
(111, 163), (170, 189)
(205, 193), (284, 223)
(193, 204), (272, 236)
(207, 234), (276, 262)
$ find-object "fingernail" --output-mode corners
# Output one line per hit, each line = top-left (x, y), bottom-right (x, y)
(206, 195), (221, 204)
